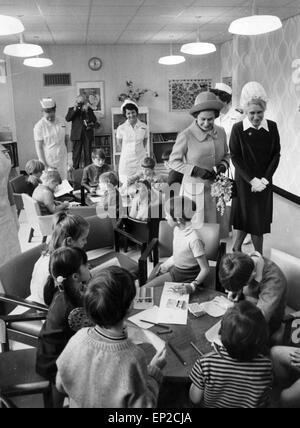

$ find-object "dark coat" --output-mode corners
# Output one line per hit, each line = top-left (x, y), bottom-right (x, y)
(65, 106), (97, 141)
(229, 120), (280, 235)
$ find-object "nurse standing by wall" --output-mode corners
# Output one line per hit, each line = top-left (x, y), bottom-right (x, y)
(0, 145), (21, 267)
(34, 98), (73, 180)
(116, 99), (148, 185)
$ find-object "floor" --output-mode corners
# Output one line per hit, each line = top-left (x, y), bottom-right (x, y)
(9, 209), (278, 408)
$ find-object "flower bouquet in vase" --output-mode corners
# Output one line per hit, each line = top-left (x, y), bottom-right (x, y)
(211, 174), (234, 216)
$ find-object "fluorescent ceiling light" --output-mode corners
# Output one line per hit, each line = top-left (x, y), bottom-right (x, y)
(4, 34), (43, 58)
(181, 42), (216, 55)
(158, 42), (185, 65)
(24, 57), (53, 68)
(0, 15), (24, 36)
(229, 15), (282, 35)
(158, 55), (185, 65)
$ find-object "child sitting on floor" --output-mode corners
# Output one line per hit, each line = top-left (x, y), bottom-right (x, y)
(25, 159), (45, 196)
(146, 196), (210, 294)
(189, 301), (273, 408)
(81, 148), (111, 194)
(36, 246), (92, 407)
(219, 251), (287, 335)
(56, 266), (166, 408)
(32, 169), (69, 215)
(29, 211), (90, 304)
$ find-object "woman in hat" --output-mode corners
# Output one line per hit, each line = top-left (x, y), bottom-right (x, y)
(230, 82), (281, 253)
(116, 99), (148, 185)
(34, 98), (73, 180)
(169, 91), (230, 227)
(0, 144), (21, 267)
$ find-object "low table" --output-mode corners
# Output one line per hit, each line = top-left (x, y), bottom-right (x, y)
(134, 287), (224, 382)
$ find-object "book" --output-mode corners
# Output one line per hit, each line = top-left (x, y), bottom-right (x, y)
(54, 179), (73, 198)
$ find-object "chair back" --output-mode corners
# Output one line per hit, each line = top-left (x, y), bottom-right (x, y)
(22, 194), (54, 236)
(10, 175), (29, 194)
(270, 248), (300, 311)
(0, 244), (44, 315)
(158, 221), (220, 261)
(85, 216), (114, 252)
(72, 168), (84, 191)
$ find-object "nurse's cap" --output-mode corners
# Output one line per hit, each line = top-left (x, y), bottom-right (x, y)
(40, 97), (56, 110)
(214, 82), (232, 95)
(121, 98), (138, 113)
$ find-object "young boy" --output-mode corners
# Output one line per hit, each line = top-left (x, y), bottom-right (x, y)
(56, 266), (166, 408)
(25, 159), (45, 196)
(32, 169), (69, 215)
(96, 171), (123, 224)
(127, 156), (166, 188)
(219, 251), (287, 335)
(81, 148), (111, 194)
(190, 301), (273, 408)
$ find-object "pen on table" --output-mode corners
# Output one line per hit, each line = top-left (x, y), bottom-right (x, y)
(140, 319), (170, 330)
(190, 341), (203, 357)
(168, 342), (187, 366)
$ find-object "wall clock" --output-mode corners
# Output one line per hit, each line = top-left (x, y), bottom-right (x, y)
(88, 57), (102, 71)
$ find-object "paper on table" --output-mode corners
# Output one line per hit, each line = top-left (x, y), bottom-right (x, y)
(128, 305), (160, 329)
(200, 296), (234, 318)
(90, 257), (121, 276)
(134, 287), (154, 310)
(54, 179), (73, 198)
(157, 282), (189, 325)
(127, 324), (165, 353)
(205, 320), (222, 347)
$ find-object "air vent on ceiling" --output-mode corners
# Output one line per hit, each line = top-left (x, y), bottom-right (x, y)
(43, 73), (71, 86)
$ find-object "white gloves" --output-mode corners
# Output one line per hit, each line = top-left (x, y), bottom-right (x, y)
(250, 177), (267, 192)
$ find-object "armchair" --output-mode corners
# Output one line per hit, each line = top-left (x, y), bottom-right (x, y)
(10, 174), (30, 216)
(0, 244), (48, 351)
(22, 194), (54, 243)
(140, 221), (226, 291)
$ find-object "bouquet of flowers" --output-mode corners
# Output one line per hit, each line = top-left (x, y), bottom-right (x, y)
(211, 174), (234, 216)
(118, 80), (158, 103)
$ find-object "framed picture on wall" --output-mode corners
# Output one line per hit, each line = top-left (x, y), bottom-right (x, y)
(169, 79), (212, 112)
(222, 76), (232, 88)
(76, 81), (105, 118)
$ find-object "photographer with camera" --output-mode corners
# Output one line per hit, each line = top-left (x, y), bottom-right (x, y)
(66, 95), (98, 169)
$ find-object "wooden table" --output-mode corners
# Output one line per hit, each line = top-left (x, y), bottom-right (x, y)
(137, 287), (223, 382)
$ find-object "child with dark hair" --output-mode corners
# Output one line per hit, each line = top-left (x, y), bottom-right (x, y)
(36, 247), (91, 406)
(25, 159), (45, 195)
(146, 196), (209, 294)
(32, 169), (69, 215)
(127, 156), (166, 189)
(81, 148), (111, 194)
(190, 301), (273, 408)
(219, 251), (287, 334)
(29, 212), (90, 304)
(56, 266), (166, 408)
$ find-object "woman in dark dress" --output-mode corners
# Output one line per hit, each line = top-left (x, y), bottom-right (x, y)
(229, 97), (280, 254)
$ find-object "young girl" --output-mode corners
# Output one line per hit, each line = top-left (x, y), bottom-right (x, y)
(146, 196), (210, 294)
(29, 212), (90, 304)
(32, 169), (69, 215)
(56, 266), (166, 408)
(36, 247), (92, 406)
(190, 301), (273, 408)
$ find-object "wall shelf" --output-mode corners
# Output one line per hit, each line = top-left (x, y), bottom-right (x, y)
(151, 132), (178, 164)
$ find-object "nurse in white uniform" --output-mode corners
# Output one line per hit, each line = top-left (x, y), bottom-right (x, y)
(34, 98), (73, 180)
(116, 99), (148, 184)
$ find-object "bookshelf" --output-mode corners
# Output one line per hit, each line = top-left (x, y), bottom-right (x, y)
(151, 132), (178, 165)
(111, 107), (150, 170)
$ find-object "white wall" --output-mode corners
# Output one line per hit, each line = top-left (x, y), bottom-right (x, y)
(8, 43), (221, 168)
(0, 55), (16, 140)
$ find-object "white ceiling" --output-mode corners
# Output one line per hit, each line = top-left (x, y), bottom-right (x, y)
(0, 0), (300, 46)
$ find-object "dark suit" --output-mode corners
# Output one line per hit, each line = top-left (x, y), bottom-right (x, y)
(65, 106), (97, 168)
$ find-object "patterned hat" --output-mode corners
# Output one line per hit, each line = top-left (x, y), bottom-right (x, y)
(240, 81), (268, 108)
